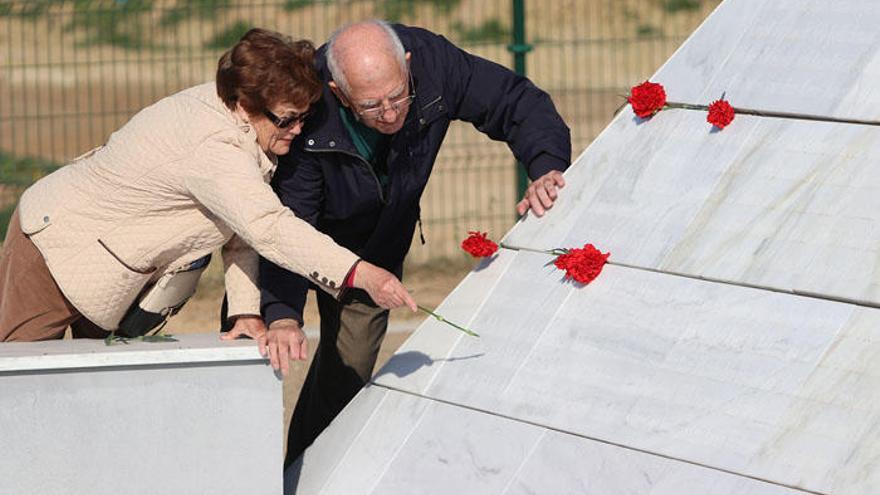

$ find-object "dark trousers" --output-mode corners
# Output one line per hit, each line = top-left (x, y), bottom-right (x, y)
(284, 288), (389, 467)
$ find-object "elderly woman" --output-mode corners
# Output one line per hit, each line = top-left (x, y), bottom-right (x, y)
(0, 28), (415, 373)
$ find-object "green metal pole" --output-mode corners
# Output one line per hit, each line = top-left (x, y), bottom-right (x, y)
(508, 0), (532, 210)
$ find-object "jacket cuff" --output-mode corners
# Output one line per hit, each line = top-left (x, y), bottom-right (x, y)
(226, 298), (261, 321)
(343, 259), (361, 288)
(262, 301), (304, 327)
(527, 152), (569, 180)
(336, 258), (361, 302)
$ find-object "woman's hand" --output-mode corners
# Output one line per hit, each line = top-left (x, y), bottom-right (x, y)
(352, 261), (417, 312)
(260, 318), (309, 377)
(220, 315), (267, 340)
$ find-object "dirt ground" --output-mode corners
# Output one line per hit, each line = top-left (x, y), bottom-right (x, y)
(161, 256), (473, 439)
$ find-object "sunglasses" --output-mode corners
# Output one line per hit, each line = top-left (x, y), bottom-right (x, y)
(262, 108), (312, 129)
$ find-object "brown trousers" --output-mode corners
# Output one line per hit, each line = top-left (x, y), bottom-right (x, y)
(0, 209), (107, 341)
(284, 288), (389, 467)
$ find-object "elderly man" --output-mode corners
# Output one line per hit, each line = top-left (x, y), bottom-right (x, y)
(261, 20), (571, 465)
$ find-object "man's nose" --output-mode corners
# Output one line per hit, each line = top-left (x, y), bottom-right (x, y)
(379, 104), (400, 122)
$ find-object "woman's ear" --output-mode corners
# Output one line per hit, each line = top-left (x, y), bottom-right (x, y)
(233, 102), (250, 123)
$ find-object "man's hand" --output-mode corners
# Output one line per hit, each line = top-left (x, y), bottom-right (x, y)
(516, 170), (566, 217)
(259, 319), (308, 377)
(352, 262), (418, 312)
(220, 315), (267, 340)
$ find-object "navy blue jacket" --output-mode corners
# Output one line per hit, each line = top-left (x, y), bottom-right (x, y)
(261, 25), (571, 325)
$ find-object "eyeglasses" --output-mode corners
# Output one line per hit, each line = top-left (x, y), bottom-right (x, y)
(351, 71), (416, 122)
(262, 108), (311, 129)
(355, 93), (415, 121)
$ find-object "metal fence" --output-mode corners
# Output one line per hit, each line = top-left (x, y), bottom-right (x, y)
(0, 0), (721, 263)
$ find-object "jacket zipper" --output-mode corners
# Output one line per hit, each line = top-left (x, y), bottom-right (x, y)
(306, 147), (388, 205)
(420, 95), (441, 110)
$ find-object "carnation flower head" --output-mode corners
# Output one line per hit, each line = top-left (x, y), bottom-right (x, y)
(461, 231), (498, 258)
(553, 244), (610, 285)
(628, 81), (667, 118)
(707, 98), (735, 129)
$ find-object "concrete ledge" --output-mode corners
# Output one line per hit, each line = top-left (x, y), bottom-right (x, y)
(0, 333), (282, 495)
(0, 333), (264, 372)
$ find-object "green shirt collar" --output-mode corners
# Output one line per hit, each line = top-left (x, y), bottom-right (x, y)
(338, 107), (385, 164)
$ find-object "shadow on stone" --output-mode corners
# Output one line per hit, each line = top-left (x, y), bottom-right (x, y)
(473, 253), (499, 272)
(283, 457), (304, 495)
(372, 350), (485, 380)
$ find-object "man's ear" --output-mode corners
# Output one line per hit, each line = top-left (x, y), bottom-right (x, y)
(328, 81), (349, 108)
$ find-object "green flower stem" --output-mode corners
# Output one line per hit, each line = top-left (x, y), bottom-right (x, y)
(104, 331), (178, 346)
(499, 242), (568, 256)
(664, 102), (708, 111)
(417, 305), (479, 337)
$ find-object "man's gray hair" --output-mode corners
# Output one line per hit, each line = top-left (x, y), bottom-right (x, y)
(326, 20), (407, 95)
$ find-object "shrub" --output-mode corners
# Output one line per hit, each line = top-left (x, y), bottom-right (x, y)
(453, 19), (510, 44)
(204, 20), (252, 50)
(662, 0), (701, 13)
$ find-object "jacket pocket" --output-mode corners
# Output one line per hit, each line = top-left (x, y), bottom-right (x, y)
(19, 210), (53, 235)
(416, 95), (447, 128)
(97, 238), (158, 275)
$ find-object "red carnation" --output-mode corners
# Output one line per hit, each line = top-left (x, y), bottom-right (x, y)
(461, 231), (498, 258)
(707, 98), (735, 129)
(628, 81), (667, 118)
(553, 244), (610, 285)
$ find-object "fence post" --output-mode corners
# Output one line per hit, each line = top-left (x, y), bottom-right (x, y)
(508, 0), (532, 210)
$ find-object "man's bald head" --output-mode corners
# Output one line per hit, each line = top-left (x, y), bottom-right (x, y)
(326, 20), (407, 95)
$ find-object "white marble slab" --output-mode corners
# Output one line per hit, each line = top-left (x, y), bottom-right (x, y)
(373, 248), (519, 392)
(289, 386), (811, 495)
(504, 109), (880, 306)
(653, 0), (880, 121)
(303, 3), (880, 493)
(0, 334), (281, 495)
(375, 257), (880, 495)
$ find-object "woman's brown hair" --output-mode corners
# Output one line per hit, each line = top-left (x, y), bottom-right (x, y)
(216, 28), (322, 115)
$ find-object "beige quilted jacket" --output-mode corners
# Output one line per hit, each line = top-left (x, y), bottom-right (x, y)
(18, 82), (358, 330)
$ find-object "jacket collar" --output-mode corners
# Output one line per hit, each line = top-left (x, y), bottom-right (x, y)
(257, 148), (278, 181)
(218, 88), (279, 180)
(298, 82), (358, 154)
(241, 119), (278, 181)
